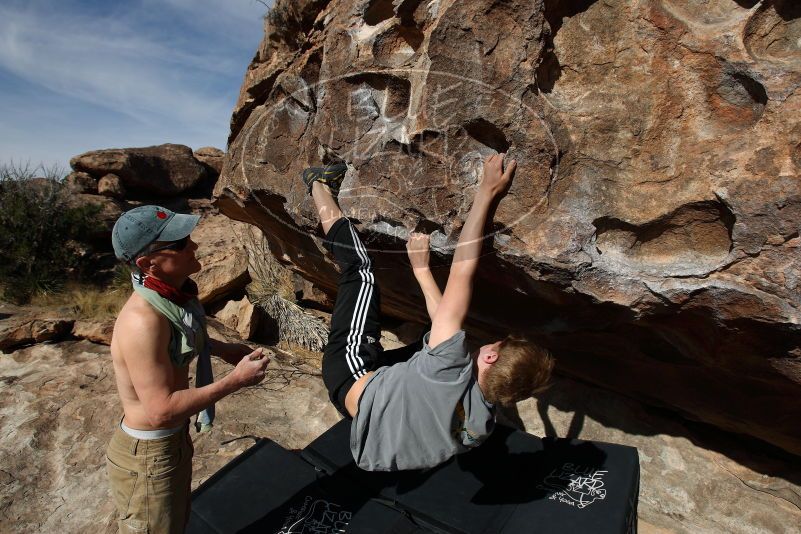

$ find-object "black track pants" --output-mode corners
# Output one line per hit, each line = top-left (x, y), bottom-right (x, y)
(321, 218), (424, 417)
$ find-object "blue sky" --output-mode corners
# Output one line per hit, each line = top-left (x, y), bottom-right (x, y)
(0, 0), (271, 169)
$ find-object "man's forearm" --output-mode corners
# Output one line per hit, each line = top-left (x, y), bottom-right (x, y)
(451, 191), (493, 277)
(152, 376), (238, 428)
(209, 338), (250, 366)
(413, 268), (442, 321)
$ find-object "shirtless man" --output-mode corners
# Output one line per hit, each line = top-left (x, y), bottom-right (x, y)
(107, 205), (270, 533)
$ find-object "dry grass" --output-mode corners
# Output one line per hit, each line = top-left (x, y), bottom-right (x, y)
(264, 0), (305, 49)
(30, 284), (130, 321)
(28, 267), (132, 321)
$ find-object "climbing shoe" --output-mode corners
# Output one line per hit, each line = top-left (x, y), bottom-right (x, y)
(302, 162), (348, 196)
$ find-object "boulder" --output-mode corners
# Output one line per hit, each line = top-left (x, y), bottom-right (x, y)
(72, 320), (114, 345)
(215, 0), (801, 455)
(0, 309), (74, 352)
(238, 303), (265, 342)
(63, 171), (97, 194)
(97, 173), (126, 199)
(66, 193), (125, 238)
(213, 295), (262, 340)
(194, 147), (225, 176)
(192, 213), (251, 304)
(70, 143), (208, 198)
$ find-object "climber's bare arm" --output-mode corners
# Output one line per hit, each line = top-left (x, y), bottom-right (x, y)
(407, 232), (442, 322)
(428, 154), (515, 348)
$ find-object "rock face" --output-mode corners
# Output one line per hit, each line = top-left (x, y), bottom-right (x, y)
(63, 171), (97, 194)
(0, 308), (74, 352)
(194, 147), (226, 176)
(215, 0), (801, 454)
(71, 144), (209, 198)
(97, 173), (126, 199)
(192, 213), (251, 304)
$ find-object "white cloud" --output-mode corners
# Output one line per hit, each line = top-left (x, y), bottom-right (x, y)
(0, 5), (235, 128)
(0, 1), (267, 165)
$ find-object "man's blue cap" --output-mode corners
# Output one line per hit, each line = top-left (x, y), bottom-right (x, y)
(112, 205), (200, 262)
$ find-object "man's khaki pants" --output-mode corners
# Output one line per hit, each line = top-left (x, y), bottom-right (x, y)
(106, 422), (193, 533)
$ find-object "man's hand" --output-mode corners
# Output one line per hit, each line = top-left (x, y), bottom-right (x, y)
(407, 232), (431, 271)
(479, 153), (516, 200)
(228, 348), (270, 388)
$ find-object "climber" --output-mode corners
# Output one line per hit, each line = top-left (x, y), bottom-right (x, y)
(304, 154), (555, 471)
(106, 205), (270, 533)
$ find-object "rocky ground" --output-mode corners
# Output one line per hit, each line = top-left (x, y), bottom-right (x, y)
(0, 326), (798, 534)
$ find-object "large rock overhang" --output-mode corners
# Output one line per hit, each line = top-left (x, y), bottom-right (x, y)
(216, 0), (801, 455)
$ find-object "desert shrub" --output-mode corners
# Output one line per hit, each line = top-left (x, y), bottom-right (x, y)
(264, 0), (329, 49)
(243, 226), (328, 351)
(0, 162), (102, 303)
(264, 1), (305, 48)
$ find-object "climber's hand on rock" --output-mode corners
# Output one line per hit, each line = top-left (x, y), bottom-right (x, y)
(407, 232), (431, 271)
(480, 153), (516, 199)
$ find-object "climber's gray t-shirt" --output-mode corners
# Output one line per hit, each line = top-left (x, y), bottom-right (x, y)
(350, 330), (495, 471)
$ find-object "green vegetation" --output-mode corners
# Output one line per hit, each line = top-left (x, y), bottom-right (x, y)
(0, 162), (103, 304)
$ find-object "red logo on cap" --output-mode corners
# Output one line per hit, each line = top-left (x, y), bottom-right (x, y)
(156, 211), (167, 219)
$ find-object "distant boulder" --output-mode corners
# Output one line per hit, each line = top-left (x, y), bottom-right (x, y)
(66, 194), (125, 239)
(70, 143), (208, 198)
(64, 171), (98, 194)
(194, 147), (225, 176)
(97, 173), (126, 199)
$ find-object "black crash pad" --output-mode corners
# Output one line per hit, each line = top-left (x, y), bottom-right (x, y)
(189, 421), (639, 533)
(188, 439), (420, 534)
(302, 420), (639, 533)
